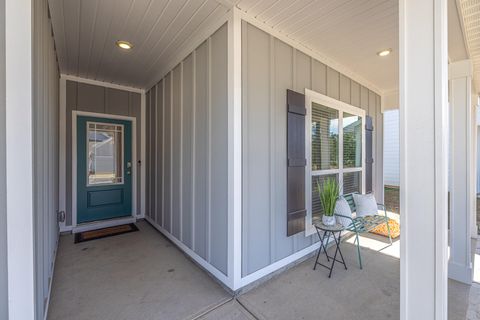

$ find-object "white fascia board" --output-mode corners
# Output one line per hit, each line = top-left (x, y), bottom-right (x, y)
(60, 74), (145, 94)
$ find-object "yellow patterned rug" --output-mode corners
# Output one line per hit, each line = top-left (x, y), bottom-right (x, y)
(370, 219), (400, 239)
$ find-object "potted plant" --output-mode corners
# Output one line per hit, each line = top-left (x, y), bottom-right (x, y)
(317, 178), (340, 226)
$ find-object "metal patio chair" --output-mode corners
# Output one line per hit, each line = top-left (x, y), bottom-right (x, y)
(334, 192), (393, 269)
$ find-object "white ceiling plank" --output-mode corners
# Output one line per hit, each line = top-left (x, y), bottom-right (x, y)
(47, 0), (67, 70)
(89, 0), (134, 81)
(142, 0), (214, 77)
(144, 4), (228, 87)
(273, 0), (341, 31)
(298, 0), (395, 44)
(262, 0), (313, 26)
(284, 0), (353, 37)
(101, 0), (153, 83)
(85, 0), (116, 80)
(62, 0), (81, 75)
(49, 0), (401, 91)
(243, 0), (278, 17)
(76, 0), (100, 78)
(236, 0), (263, 13)
(255, 0), (296, 22)
(458, 0), (480, 93)
(139, 0), (197, 74)
(212, 0), (235, 9)
(122, 0), (189, 81)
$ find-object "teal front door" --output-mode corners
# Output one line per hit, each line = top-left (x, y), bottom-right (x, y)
(77, 116), (133, 224)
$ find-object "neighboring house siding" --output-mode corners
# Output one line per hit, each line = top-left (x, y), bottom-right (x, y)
(145, 24), (229, 275)
(33, 0), (60, 318)
(241, 22), (383, 276)
(65, 81), (142, 226)
(384, 109), (400, 186)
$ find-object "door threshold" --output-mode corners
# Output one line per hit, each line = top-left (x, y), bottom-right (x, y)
(73, 216), (136, 234)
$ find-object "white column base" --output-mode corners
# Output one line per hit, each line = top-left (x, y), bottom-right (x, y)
(448, 260), (473, 284)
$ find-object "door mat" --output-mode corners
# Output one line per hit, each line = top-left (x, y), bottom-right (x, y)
(74, 223), (139, 243)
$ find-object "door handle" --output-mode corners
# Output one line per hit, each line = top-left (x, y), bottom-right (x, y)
(127, 161), (132, 175)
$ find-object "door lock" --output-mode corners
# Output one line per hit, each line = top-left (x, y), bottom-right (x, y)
(127, 161), (132, 175)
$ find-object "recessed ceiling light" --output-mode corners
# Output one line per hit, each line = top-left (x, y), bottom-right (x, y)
(377, 49), (392, 57)
(116, 40), (133, 50)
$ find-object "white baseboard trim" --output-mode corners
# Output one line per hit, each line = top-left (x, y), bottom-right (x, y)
(72, 216), (136, 233)
(144, 216), (231, 289)
(59, 225), (73, 233)
(239, 240), (321, 289)
(448, 260), (473, 284)
(43, 233), (60, 320)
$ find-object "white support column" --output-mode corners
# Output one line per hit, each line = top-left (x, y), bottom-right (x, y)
(449, 59), (474, 284)
(400, 0), (448, 319)
(227, 7), (242, 290)
(6, 0), (35, 318)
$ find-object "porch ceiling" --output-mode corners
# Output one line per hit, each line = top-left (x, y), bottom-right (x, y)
(234, 0), (399, 93)
(49, 0), (400, 92)
(48, 0), (229, 89)
(457, 0), (480, 94)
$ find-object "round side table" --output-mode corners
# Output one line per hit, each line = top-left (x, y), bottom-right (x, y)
(313, 222), (347, 278)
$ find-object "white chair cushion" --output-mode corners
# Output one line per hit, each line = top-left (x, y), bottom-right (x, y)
(353, 193), (378, 217)
(334, 197), (352, 228)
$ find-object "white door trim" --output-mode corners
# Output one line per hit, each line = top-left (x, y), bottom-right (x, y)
(71, 111), (137, 232)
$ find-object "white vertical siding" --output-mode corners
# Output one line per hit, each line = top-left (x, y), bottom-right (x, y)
(384, 109), (400, 186)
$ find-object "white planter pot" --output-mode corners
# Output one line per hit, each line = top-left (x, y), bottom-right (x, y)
(322, 215), (336, 226)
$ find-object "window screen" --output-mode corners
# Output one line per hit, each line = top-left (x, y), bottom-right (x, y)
(343, 113), (362, 168)
(311, 102), (339, 171)
(343, 171), (362, 194)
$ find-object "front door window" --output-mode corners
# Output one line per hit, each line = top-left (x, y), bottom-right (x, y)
(87, 122), (124, 186)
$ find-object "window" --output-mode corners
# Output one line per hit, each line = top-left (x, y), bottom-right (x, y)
(87, 122), (124, 185)
(305, 90), (365, 232)
(311, 103), (338, 171)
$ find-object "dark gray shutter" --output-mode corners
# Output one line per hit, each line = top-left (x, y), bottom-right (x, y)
(365, 116), (373, 193)
(287, 90), (307, 236)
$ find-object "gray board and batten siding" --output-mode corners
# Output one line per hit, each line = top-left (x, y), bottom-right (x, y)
(241, 22), (383, 277)
(65, 80), (142, 226)
(144, 24), (229, 276)
(0, 0), (6, 316)
(33, 0), (61, 318)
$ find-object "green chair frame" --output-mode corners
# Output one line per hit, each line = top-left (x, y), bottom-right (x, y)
(334, 193), (392, 269)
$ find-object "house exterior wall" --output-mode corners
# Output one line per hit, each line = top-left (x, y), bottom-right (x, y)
(64, 80), (142, 226)
(0, 0), (6, 316)
(241, 22), (383, 277)
(144, 23), (229, 276)
(32, 0), (60, 318)
(384, 109), (400, 186)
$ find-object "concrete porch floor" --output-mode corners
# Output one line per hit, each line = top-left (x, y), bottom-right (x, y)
(48, 221), (472, 320)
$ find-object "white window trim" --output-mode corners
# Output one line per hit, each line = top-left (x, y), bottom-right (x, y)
(304, 89), (366, 236)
